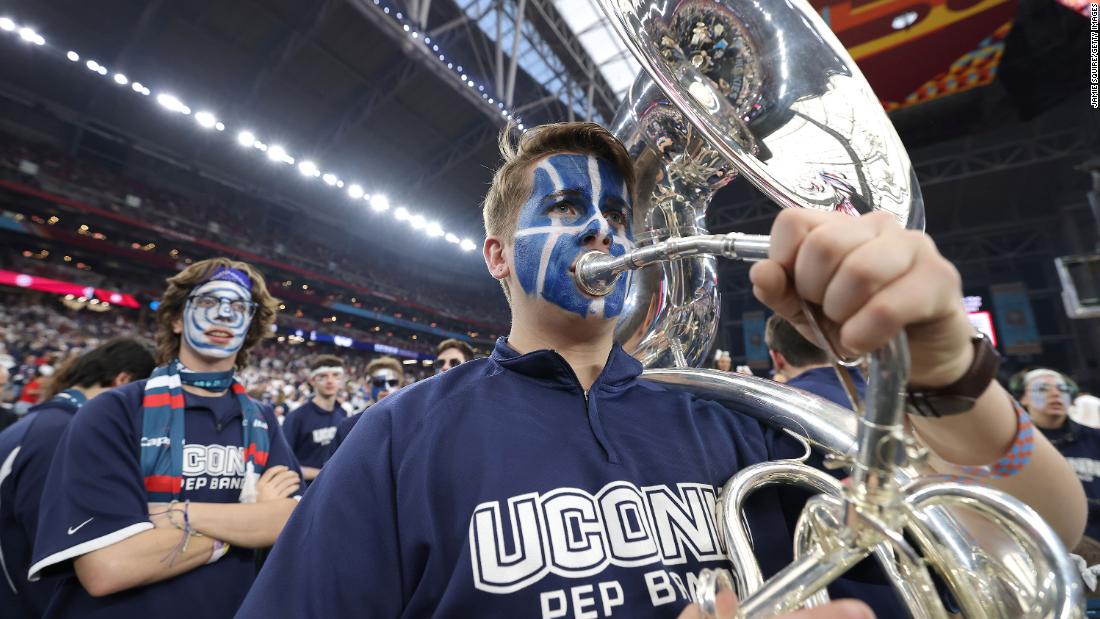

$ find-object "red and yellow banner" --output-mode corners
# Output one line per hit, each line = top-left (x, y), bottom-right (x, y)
(809, 0), (1018, 109)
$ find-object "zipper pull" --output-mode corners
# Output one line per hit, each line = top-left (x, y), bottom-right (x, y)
(583, 389), (589, 403)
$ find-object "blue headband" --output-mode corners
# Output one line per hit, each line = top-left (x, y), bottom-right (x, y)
(205, 266), (253, 291)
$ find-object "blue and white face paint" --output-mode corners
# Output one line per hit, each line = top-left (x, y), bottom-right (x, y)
(512, 154), (634, 319)
(370, 369), (401, 402)
(182, 280), (254, 360)
(1026, 376), (1072, 412)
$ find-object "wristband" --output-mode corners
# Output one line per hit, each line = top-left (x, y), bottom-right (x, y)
(207, 539), (231, 564)
(938, 396), (1035, 484)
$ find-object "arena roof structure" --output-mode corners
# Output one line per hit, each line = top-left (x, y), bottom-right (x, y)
(0, 0), (1095, 378)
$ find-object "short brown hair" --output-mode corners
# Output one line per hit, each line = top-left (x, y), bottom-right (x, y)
(308, 354), (345, 372)
(154, 258), (279, 368)
(436, 338), (473, 361)
(482, 121), (636, 244)
(366, 356), (404, 379)
(764, 315), (827, 368)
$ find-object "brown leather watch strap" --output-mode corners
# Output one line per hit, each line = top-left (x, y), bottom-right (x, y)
(906, 334), (1001, 418)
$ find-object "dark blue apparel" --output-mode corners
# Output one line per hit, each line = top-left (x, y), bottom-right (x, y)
(0, 391), (84, 619)
(775, 367), (867, 475)
(1036, 419), (1100, 541)
(328, 410), (364, 459)
(780, 367), (908, 618)
(29, 380), (301, 619)
(237, 339), (898, 618)
(282, 399), (346, 470)
(786, 367), (864, 410)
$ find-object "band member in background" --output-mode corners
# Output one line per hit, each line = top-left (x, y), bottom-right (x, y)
(765, 314), (863, 407)
(1022, 368), (1100, 548)
(281, 354), (347, 484)
(29, 258), (302, 619)
(0, 364), (18, 432)
(237, 122), (1084, 619)
(327, 356), (404, 457)
(713, 350), (732, 372)
(366, 356), (404, 403)
(763, 316), (903, 613)
(434, 339), (474, 375)
(0, 338), (156, 619)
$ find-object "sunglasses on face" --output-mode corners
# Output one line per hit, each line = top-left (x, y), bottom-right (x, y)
(188, 294), (257, 316)
(433, 358), (464, 370)
(371, 377), (401, 388)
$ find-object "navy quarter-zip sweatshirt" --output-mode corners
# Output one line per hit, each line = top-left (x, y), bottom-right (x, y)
(238, 338), (893, 618)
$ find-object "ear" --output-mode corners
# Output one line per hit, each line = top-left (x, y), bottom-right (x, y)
(172, 315), (183, 335)
(768, 350), (785, 372)
(484, 236), (511, 281)
(112, 371), (133, 387)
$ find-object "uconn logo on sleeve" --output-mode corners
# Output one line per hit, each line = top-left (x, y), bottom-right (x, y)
(468, 481), (723, 595)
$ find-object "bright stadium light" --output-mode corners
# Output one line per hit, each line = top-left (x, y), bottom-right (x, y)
(18, 27), (43, 45)
(156, 93), (190, 115)
(298, 160), (320, 177)
(267, 144), (289, 163)
(194, 111), (217, 129)
(2, 10), (485, 259)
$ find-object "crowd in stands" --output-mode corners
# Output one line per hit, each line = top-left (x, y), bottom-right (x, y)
(0, 135), (509, 326)
(0, 292), (441, 421)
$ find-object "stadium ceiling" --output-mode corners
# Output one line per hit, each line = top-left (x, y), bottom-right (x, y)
(0, 0), (1089, 282)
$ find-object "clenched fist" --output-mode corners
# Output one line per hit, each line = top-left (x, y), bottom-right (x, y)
(750, 209), (974, 388)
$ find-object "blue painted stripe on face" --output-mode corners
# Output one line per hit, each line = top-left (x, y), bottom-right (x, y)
(512, 153), (635, 319)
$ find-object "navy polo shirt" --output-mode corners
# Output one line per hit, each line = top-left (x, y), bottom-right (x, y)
(1037, 419), (1100, 541)
(237, 339), (898, 618)
(29, 380), (301, 619)
(282, 399), (347, 470)
(0, 393), (82, 619)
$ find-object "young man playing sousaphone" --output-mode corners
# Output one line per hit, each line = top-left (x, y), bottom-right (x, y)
(30, 258), (302, 619)
(238, 123), (1085, 619)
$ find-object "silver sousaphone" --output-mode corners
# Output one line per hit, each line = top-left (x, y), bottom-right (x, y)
(574, 0), (1084, 616)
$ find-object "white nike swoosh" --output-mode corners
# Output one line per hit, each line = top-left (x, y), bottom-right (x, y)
(67, 517), (94, 535)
